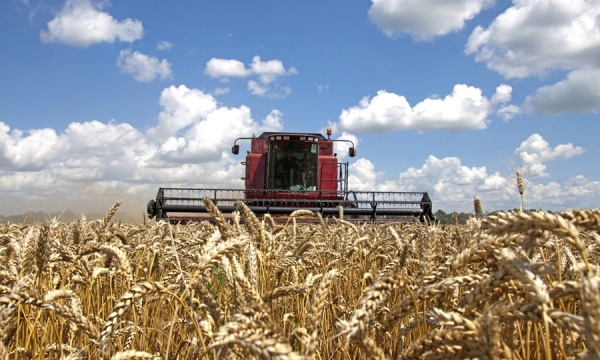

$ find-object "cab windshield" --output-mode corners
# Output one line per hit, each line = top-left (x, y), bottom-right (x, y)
(268, 142), (318, 191)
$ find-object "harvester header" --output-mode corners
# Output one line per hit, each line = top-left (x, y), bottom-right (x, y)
(147, 131), (435, 222)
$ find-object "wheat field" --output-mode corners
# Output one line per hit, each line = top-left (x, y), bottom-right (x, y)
(0, 199), (599, 359)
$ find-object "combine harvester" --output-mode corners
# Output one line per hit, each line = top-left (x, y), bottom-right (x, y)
(146, 129), (435, 222)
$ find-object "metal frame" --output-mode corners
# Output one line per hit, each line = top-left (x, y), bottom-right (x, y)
(147, 187), (434, 222)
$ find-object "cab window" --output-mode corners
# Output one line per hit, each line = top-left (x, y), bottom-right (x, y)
(268, 142), (318, 191)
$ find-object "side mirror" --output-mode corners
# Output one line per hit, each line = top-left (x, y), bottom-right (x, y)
(231, 144), (239, 155)
(349, 147), (356, 157)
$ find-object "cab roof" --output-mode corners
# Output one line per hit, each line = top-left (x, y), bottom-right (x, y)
(258, 132), (325, 139)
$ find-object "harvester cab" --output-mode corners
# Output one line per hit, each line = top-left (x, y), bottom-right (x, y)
(232, 131), (352, 193)
(146, 131), (435, 222)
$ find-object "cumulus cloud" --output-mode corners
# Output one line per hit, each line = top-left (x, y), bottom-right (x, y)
(0, 123), (67, 171)
(344, 133), (591, 212)
(116, 49), (173, 82)
(0, 120), (153, 214)
(514, 133), (585, 176)
(261, 110), (284, 132)
(466, 0), (600, 78)
(368, 0), (493, 40)
(348, 154), (510, 210)
(491, 84), (512, 104)
(205, 58), (248, 79)
(249, 57), (298, 84)
(523, 67), (600, 115)
(247, 80), (268, 97)
(40, 0), (143, 47)
(0, 111), (593, 215)
(466, 0), (600, 115)
(152, 106), (259, 164)
(348, 158), (383, 191)
(205, 56), (297, 98)
(0, 85), (286, 215)
(147, 85), (218, 142)
(526, 176), (600, 209)
(146, 87), (284, 163)
(336, 84), (514, 133)
(497, 105), (522, 121)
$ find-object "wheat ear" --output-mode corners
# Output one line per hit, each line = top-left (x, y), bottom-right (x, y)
(474, 197), (483, 219)
(581, 275), (600, 358)
(98, 282), (167, 357)
(202, 197), (232, 239)
(110, 351), (161, 360)
(103, 201), (121, 227)
(305, 269), (337, 359)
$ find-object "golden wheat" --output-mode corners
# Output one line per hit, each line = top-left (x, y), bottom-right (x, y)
(0, 202), (598, 359)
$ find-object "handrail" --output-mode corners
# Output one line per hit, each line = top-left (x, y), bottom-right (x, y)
(148, 187), (435, 222)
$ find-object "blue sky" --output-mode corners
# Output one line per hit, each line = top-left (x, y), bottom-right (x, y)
(1, 0), (599, 215)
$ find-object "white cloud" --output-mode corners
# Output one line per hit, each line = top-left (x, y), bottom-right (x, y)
(153, 105), (259, 164)
(466, 0), (600, 79)
(491, 84), (512, 104)
(368, 0), (493, 40)
(205, 56), (297, 98)
(0, 85), (287, 215)
(466, 0), (600, 115)
(213, 87), (230, 96)
(337, 84), (502, 133)
(116, 49), (173, 82)
(248, 81), (292, 99)
(348, 158), (383, 191)
(462, 0), (600, 115)
(147, 85), (218, 142)
(261, 110), (284, 132)
(523, 67), (600, 115)
(514, 134), (585, 176)
(247, 80), (268, 97)
(0, 123), (67, 171)
(489, 83), (521, 121)
(349, 157), (595, 213)
(526, 176), (600, 209)
(148, 87), (284, 163)
(248, 56), (298, 84)
(497, 105), (522, 121)
(205, 58), (249, 79)
(0, 119), (156, 214)
(0, 114), (594, 215)
(40, 0), (143, 47)
(156, 40), (172, 50)
(348, 154), (509, 210)
(343, 133), (592, 212)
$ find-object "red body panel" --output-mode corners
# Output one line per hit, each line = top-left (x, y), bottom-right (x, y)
(243, 190), (343, 206)
(252, 138), (269, 153)
(245, 138), (268, 189)
(319, 140), (334, 156)
(319, 155), (338, 191)
(244, 153), (265, 189)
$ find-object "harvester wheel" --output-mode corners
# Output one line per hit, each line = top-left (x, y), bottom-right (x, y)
(147, 200), (156, 219)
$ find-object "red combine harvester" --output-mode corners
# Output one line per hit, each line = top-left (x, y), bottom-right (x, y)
(146, 130), (435, 222)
